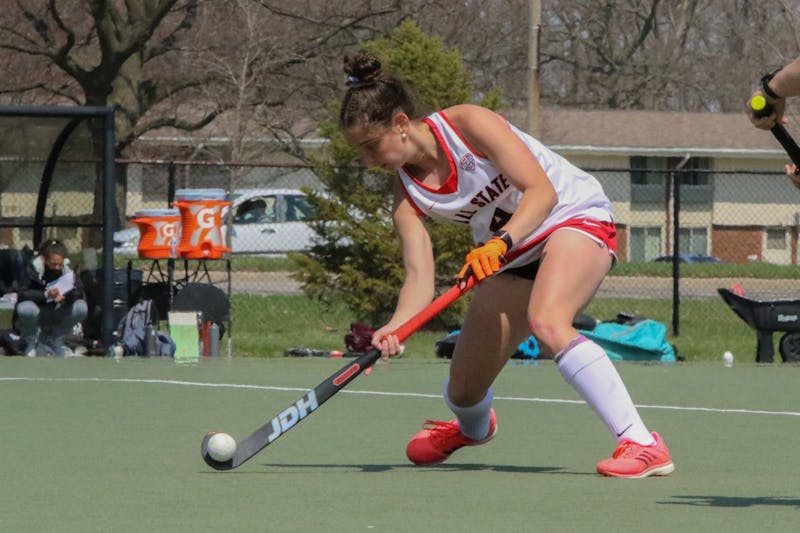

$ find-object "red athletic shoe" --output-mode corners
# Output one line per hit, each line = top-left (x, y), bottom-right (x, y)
(406, 409), (497, 465)
(596, 431), (675, 478)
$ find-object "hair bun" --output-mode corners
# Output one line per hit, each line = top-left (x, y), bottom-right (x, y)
(343, 52), (382, 86)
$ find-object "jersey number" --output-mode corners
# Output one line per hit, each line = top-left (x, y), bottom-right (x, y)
(489, 208), (512, 232)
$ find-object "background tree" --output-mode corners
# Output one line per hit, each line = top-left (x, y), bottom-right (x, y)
(0, 0), (438, 243)
(536, 0), (800, 113)
(292, 19), (501, 327)
(4, 1), (800, 153)
(0, 0), (433, 151)
(0, 0), (219, 243)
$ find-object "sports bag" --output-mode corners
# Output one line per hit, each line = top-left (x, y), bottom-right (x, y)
(578, 319), (676, 362)
(113, 299), (175, 357)
(344, 322), (375, 353)
(0, 328), (26, 355)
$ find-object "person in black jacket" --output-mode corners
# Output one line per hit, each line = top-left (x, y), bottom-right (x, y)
(16, 240), (87, 357)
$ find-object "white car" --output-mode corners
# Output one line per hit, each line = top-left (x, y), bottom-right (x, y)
(114, 188), (321, 255)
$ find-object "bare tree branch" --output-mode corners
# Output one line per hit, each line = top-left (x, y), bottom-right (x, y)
(132, 106), (223, 138)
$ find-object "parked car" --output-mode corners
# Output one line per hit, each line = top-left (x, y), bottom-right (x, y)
(652, 253), (722, 263)
(114, 188), (321, 255)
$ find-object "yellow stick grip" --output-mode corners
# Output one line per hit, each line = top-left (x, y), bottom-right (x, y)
(751, 94), (767, 112)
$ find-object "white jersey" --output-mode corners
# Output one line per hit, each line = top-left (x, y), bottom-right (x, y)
(397, 111), (613, 268)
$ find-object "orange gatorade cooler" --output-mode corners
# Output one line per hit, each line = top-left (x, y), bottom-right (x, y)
(132, 208), (181, 259)
(173, 189), (231, 259)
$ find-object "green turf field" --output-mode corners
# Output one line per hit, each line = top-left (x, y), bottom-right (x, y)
(2, 357), (799, 532)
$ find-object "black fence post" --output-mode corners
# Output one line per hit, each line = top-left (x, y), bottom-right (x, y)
(168, 162), (176, 206)
(102, 107), (117, 351)
(671, 169), (681, 336)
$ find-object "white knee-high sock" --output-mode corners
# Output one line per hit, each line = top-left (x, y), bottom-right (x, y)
(556, 336), (654, 446)
(443, 381), (494, 441)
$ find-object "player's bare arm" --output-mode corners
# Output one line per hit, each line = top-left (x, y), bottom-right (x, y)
(386, 177), (436, 326)
(444, 104), (557, 244)
(766, 56), (800, 100)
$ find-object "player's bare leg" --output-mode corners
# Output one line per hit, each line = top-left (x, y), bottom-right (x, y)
(531, 229), (673, 477)
(405, 274), (532, 465)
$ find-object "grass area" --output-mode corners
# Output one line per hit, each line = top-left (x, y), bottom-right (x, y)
(228, 293), (760, 363)
(7, 255), (782, 363)
(612, 261), (800, 278)
(230, 293), (444, 359)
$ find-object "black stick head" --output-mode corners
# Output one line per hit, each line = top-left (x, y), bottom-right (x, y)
(201, 432), (234, 471)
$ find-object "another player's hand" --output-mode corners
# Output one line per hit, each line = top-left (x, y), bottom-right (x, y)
(371, 325), (405, 361)
(786, 164), (800, 190)
(457, 237), (508, 288)
(748, 91), (786, 130)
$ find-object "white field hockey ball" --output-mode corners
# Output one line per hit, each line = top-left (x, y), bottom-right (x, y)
(207, 432), (237, 462)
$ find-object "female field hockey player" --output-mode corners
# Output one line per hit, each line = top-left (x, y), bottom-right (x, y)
(339, 52), (673, 478)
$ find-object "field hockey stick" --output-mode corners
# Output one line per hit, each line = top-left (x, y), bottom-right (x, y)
(201, 247), (526, 471)
(750, 95), (800, 169)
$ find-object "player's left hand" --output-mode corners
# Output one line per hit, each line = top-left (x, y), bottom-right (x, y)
(457, 237), (508, 287)
(371, 325), (405, 361)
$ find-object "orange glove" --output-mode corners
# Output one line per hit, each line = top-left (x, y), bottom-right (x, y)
(457, 237), (508, 285)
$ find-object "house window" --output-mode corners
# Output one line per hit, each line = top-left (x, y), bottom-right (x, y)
(677, 157), (711, 186)
(629, 226), (662, 262)
(678, 227), (708, 255)
(766, 228), (787, 250)
(630, 157), (666, 203)
(630, 156), (712, 204)
(631, 156), (667, 186)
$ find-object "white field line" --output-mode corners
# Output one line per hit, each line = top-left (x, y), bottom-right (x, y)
(2, 376), (800, 418)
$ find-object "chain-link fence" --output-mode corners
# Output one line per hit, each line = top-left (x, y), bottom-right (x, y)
(112, 159), (798, 292)
(3, 154), (799, 358)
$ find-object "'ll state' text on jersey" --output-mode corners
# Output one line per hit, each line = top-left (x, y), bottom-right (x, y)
(454, 174), (510, 223)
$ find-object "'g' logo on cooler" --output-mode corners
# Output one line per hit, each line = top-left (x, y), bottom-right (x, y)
(197, 207), (217, 229)
(151, 221), (179, 246)
(161, 223), (178, 239)
(180, 200), (228, 254)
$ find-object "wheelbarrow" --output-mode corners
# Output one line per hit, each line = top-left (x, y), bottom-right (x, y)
(718, 288), (800, 363)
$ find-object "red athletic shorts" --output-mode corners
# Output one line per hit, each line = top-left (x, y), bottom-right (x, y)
(501, 217), (617, 280)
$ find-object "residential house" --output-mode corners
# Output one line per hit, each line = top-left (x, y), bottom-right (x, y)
(539, 109), (800, 264)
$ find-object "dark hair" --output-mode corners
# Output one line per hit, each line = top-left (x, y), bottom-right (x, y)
(38, 239), (68, 259)
(339, 52), (416, 130)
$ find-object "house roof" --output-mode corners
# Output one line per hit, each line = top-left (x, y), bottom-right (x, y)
(538, 108), (792, 158)
(137, 106), (796, 161)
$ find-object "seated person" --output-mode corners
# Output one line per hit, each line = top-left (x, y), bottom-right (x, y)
(16, 239), (88, 357)
(235, 198), (275, 223)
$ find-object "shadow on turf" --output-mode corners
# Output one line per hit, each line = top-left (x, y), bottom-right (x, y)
(246, 463), (570, 474)
(659, 495), (800, 508)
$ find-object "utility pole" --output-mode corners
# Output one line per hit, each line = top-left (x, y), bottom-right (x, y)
(528, 0), (541, 136)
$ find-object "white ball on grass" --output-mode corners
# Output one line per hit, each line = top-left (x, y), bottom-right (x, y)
(207, 432), (237, 462)
(722, 351), (734, 366)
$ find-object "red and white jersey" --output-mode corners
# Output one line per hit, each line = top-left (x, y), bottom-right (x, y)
(397, 111), (614, 268)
